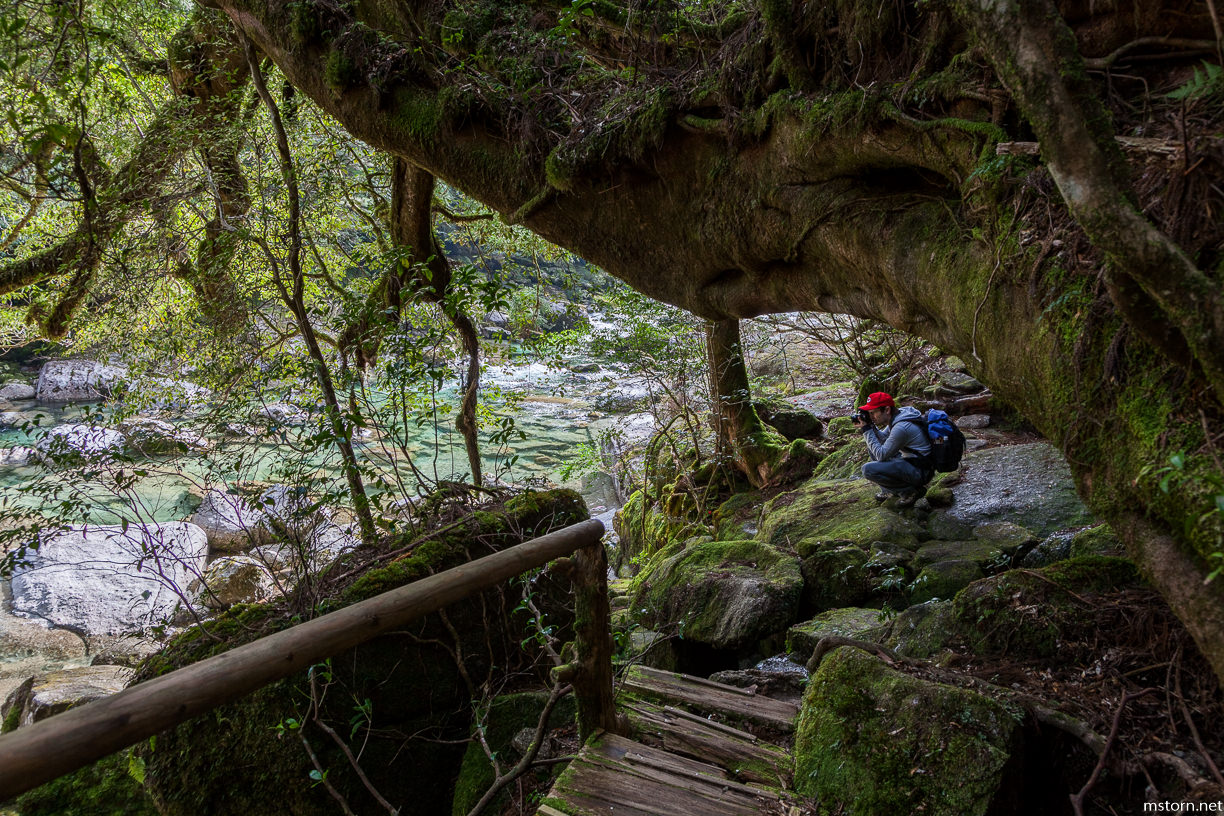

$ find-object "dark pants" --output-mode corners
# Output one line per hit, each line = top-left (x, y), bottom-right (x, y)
(862, 458), (930, 493)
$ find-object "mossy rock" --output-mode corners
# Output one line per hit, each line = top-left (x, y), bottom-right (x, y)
(909, 559), (985, 604)
(629, 539), (803, 650)
(1069, 524), (1123, 558)
(809, 442), (862, 480)
(136, 489), (588, 816)
(9, 748), (157, 816)
(912, 541), (1006, 571)
(711, 490), (764, 540)
(795, 648), (1023, 815)
(800, 546), (873, 611)
(786, 607), (886, 657)
(971, 521), (1038, 554)
(952, 556), (1140, 659)
(613, 490), (706, 573)
(757, 479), (920, 556)
(881, 599), (959, 658)
(451, 691), (576, 816)
(623, 628), (678, 671)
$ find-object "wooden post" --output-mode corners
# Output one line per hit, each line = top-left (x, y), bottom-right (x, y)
(0, 519), (605, 801)
(571, 537), (621, 740)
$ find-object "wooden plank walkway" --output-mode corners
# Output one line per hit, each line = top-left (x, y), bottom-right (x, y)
(538, 665), (805, 816)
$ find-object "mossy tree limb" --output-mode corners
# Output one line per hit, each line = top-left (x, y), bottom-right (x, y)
(120, 0), (1224, 683)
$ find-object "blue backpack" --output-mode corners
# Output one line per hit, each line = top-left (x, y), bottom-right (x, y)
(921, 409), (966, 472)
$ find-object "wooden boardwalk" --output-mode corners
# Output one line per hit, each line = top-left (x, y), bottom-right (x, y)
(538, 665), (805, 816)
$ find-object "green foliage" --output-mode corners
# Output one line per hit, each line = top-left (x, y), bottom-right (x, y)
(11, 749), (158, 816)
(1167, 61), (1224, 102)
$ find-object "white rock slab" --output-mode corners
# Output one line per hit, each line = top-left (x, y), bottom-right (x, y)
(35, 360), (128, 402)
(0, 383), (35, 400)
(10, 522), (209, 636)
(189, 489), (269, 553)
(38, 424), (126, 458)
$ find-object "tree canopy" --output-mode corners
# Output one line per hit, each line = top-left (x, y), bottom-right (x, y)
(2, 0), (1224, 683)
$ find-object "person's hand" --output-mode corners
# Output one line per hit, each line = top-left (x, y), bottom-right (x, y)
(851, 414), (865, 430)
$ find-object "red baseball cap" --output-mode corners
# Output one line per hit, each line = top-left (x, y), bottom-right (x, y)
(859, 392), (895, 411)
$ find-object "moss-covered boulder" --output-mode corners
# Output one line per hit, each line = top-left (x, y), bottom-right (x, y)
(613, 490), (706, 573)
(757, 479), (921, 554)
(786, 607), (885, 657)
(800, 545), (873, 610)
(881, 599), (959, 658)
(135, 489), (588, 816)
(451, 691), (576, 816)
(795, 648), (1023, 815)
(953, 555), (1140, 659)
(909, 559), (986, 604)
(809, 441), (863, 480)
(629, 539), (803, 651)
(1069, 523), (1123, 558)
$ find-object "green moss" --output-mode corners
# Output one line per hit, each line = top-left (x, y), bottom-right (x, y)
(451, 692), (576, 816)
(612, 490), (707, 572)
(1069, 524), (1122, 558)
(757, 479), (920, 556)
(324, 49), (361, 90)
(909, 559), (985, 604)
(787, 607), (884, 656)
(952, 556), (1139, 659)
(795, 648), (1021, 814)
(12, 749), (157, 816)
(629, 538), (803, 650)
(1, 699), (20, 734)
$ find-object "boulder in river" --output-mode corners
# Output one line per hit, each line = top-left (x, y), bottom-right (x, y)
(0, 382), (35, 401)
(35, 359), (127, 402)
(10, 522), (209, 636)
(37, 424), (126, 460)
(1, 665), (132, 730)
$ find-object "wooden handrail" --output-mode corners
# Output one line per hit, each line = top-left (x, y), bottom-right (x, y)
(0, 518), (607, 801)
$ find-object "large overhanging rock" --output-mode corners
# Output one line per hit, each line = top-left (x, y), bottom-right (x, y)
(10, 522), (209, 636)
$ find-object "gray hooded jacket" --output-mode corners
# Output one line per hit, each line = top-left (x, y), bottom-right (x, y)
(863, 406), (932, 463)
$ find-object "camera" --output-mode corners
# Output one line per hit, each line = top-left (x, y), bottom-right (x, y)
(850, 408), (870, 425)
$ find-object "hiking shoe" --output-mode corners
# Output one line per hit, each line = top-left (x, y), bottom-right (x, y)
(874, 491), (892, 503)
(895, 486), (927, 508)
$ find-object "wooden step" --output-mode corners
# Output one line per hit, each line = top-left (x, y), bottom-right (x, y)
(620, 665), (800, 733)
(621, 700), (793, 787)
(543, 732), (780, 816)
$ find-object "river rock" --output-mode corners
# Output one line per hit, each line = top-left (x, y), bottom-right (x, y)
(119, 417), (209, 455)
(1, 665), (132, 728)
(926, 442), (1092, 539)
(255, 402), (308, 425)
(796, 647), (1023, 814)
(37, 424), (126, 459)
(188, 556), (274, 609)
(957, 414), (990, 429)
(0, 446), (33, 466)
(0, 383), (35, 400)
(35, 359), (127, 402)
(189, 489), (269, 553)
(10, 522), (209, 636)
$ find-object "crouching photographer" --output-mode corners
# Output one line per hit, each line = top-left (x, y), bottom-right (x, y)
(852, 392), (933, 508)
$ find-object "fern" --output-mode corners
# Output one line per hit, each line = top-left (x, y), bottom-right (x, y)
(1167, 61), (1224, 101)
